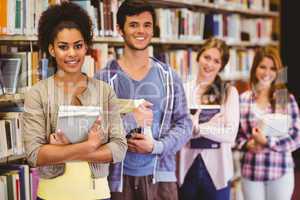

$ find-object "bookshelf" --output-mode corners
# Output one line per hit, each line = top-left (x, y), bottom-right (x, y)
(0, 0), (280, 85)
(0, 35), (280, 46)
(0, 0), (281, 153)
(0, 154), (26, 165)
(0, 94), (24, 104)
(0, 0), (281, 199)
(147, 0), (279, 17)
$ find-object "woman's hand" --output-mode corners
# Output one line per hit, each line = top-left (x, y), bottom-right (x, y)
(49, 130), (70, 145)
(87, 116), (104, 150)
(209, 112), (225, 124)
(191, 109), (201, 125)
(246, 138), (264, 153)
(252, 127), (268, 146)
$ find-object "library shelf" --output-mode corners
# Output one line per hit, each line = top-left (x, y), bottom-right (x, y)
(0, 36), (279, 47)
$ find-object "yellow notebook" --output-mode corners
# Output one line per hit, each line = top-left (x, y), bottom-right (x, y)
(38, 162), (110, 200)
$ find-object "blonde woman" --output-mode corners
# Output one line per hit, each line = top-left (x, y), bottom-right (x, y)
(179, 38), (239, 200)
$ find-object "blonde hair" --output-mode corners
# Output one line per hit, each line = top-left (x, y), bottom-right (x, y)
(196, 37), (229, 71)
(196, 37), (230, 104)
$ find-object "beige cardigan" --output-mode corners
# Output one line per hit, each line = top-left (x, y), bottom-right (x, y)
(23, 76), (127, 179)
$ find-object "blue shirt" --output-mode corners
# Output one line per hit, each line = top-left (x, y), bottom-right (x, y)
(115, 61), (165, 176)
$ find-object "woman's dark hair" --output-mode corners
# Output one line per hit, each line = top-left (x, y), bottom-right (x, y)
(196, 38), (230, 105)
(117, 0), (156, 31)
(38, 2), (93, 69)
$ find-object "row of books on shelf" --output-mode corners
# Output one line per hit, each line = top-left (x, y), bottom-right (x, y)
(0, 112), (24, 159)
(206, 14), (273, 44)
(208, 0), (272, 12)
(0, 43), (111, 95)
(156, 9), (274, 43)
(156, 47), (255, 81)
(0, 50), (46, 95)
(155, 8), (205, 41)
(0, 164), (39, 200)
(0, 0), (61, 36)
(0, 43), (150, 96)
(0, 0), (120, 37)
(0, 0), (277, 44)
(0, 44), (254, 97)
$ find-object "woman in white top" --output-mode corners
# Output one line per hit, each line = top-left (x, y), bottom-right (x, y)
(179, 38), (239, 200)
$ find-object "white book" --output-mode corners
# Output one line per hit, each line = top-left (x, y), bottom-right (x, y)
(56, 106), (102, 144)
(257, 113), (292, 137)
(116, 98), (152, 138)
(0, 112), (24, 155)
(0, 176), (8, 200)
(116, 98), (145, 114)
(0, 120), (8, 158)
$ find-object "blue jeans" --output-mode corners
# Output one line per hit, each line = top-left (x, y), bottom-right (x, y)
(179, 155), (230, 200)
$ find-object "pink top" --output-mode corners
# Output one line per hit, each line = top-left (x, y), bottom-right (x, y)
(178, 86), (239, 190)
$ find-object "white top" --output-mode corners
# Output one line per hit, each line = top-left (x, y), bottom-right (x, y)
(178, 86), (240, 190)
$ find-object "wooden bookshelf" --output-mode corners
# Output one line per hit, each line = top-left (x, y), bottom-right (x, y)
(0, 154), (26, 164)
(0, 2), (281, 198)
(0, 35), (280, 47)
(0, 35), (36, 42)
(0, 94), (24, 104)
(148, 0), (279, 17)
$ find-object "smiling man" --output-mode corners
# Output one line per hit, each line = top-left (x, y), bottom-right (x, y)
(95, 0), (192, 200)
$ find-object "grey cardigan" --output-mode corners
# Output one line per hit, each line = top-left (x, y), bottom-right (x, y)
(23, 76), (127, 179)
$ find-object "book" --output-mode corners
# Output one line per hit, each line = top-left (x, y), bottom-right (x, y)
(116, 98), (145, 114)
(0, 175), (8, 200)
(0, 120), (10, 158)
(0, 112), (24, 156)
(0, 164), (30, 200)
(116, 98), (153, 139)
(0, 170), (20, 200)
(56, 105), (102, 144)
(29, 168), (39, 200)
(257, 113), (292, 137)
(0, 66), (5, 95)
(189, 105), (221, 149)
(0, 58), (21, 94)
(0, 52), (29, 93)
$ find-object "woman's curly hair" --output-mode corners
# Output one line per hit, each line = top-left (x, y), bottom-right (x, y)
(38, 2), (93, 58)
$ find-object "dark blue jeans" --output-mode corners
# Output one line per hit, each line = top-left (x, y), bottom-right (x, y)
(179, 155), (231, 200)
